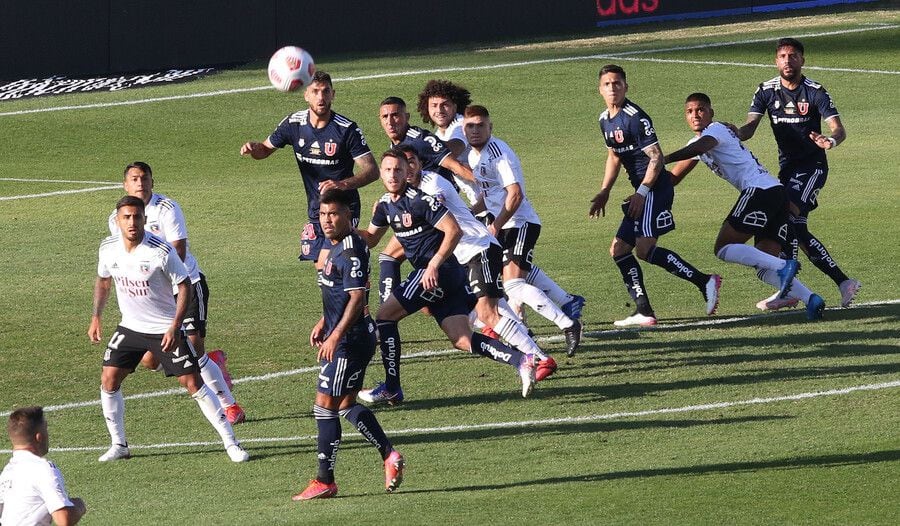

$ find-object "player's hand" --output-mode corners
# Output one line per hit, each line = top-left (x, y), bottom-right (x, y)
(809, 131), (834, 150)
(422, 265), (439, 291)
(88, 317), (102, 343)
(590, 190), (610, 218)
(310, 320), (326, 348)
(317, 337), (337, 362)
(161, 327), (179, 353)
(487, 223), (498, 237)
(626, 193), (646, 219)
(319, 180), (346, 193)
(722, 122), (740, 137)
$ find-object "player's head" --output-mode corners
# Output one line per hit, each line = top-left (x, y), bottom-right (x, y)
(393, 143), (422, 186)
(379, 96), (410, 143)
(319, 189), (353, 241)
(305, 70), (335, 118)
(463, 105), (492, 149)
(417, 79), (472, 128)
(379, 150), (410, 195)
(598, 64), (628, 107)
(115, 195), (147, 242)
(684, 92), (714, 133)
(7, 406), (49, 456)
(123, 161), (153, 204)
(775, 38), (805, 83)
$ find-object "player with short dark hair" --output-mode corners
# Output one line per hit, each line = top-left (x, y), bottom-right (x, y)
(0, 406), (86, 526)
(110, 162), (245, 425)
(666, 93), (825, 320)
(733, 38), (859, 309)
(89, 196), (249, 463)
(240, 70), (378, 268)
(292, 189), (404, 500)
(590, 65), (721, 328)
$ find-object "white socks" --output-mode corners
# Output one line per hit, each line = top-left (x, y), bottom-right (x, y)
(717, 244), (786, 271)
(192, 384), (237, 448)
(757, 269), (813, 304)
(504, 278), (573, 330)
(101, 387), (127, 446)
(494, 316), (545, 359)
(526, 267), (573, 307)
(198, 353), (235, 407)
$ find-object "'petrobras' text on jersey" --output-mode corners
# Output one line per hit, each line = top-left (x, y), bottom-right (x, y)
(319, 231), (371, 340)
(371, 186), (456, 269)
(749, 76), (839, 169)
(268, 109), (371, 221)
(598, 98), (673, 192)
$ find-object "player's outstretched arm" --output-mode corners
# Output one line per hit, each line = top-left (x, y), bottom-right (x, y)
(590, 149), (621, 218)
(358, 224), (388, 249)
(441, 155), (475, 183)
(52, 497), (86, 526)
(669, 159), (699, 186)
(665, 136), (717, 164)
(735, 113), (763, 142)
(810, 115), (846, 150)
(239, 139), (276, 159)
(88, 277), (111, 343)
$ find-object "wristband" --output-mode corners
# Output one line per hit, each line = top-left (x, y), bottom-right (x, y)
(827, 137), (837, 148)
(636, 184), (651, 197)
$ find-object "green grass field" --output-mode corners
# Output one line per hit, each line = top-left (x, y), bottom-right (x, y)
(1, 6), (899, 525)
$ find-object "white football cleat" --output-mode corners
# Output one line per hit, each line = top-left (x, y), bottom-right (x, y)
(518, 355), (536, 398)
(226, 444), (249, 463)
(613, 312), (657, 327)
(704, 275), (722, 316)
(839, 279), (861, 308)
(756, 294), (800, 311)
(98, 444), (131, 462)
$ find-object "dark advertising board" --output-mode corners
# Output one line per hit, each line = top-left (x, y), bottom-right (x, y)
(595, 0), (880, 26)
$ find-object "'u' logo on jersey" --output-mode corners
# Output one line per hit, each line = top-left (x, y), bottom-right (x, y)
(402, 213), (412, 227)
(797, 102), (809, 115)
(614, 129), (624, 143)
(325, 142), (337, 156)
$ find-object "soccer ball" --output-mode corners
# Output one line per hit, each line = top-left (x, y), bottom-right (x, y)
(267, 46), (316, 92)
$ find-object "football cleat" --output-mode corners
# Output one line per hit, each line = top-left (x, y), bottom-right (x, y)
(756, 295), (801, 311)
(384, 450), (405, 493)
(704, 274), (722, 316)
(839, 278), (861, 308)
(225, 404), (246, 425)
(518, 355), (536, 398)
(806, 294), (825, 321)
(292, 479), (338, 501)
(564, 319), (582, 357)
(98, 444), (131, 462)
(613, 312), (657, 328)
(226, 443), (250, 462)
(535, 356), (558, 381)
(776, 259), (799, 299)
(358, 383), (404, 405)
(561, 295), (586, 320)
(481, 326), (500, 340)
(207, 349), (233, 390)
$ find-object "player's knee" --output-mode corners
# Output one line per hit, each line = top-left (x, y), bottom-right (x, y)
(634, 244), (654, 261)
(179, 373), (203, 393)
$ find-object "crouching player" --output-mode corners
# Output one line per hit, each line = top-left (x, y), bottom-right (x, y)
(293, 189), (405, 500)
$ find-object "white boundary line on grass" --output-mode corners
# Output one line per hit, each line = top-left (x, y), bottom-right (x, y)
(14, 378), (898, 454)
(0, 24), (896, 117)
(4, 299), (896, 419)
(0, 185), (121, 201)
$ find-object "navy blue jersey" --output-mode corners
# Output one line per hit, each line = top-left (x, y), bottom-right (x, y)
(749, 76), (840, 169)
(371, 186), (457, 269)
(598, 99), (673, 192)
(268, 109), (372, 221)
(393, 125), (455, 183)
(319, 231), (371, 339)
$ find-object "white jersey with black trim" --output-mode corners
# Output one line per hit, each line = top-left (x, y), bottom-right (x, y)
(417, 170), (495, 264)
(688, 122), (779, 191)
(468, 136), (541, 228)
(0, 450), (74, 526)
(108, 193), (201, 287)
(97, 232), (190, 334)
(435, 114), (479, 205)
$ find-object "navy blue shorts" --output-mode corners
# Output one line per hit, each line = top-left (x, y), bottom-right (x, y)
(392, 263), (471, 323)
(779, 161), (828, 214)
(726, 185), (790, 243)
(615, 185), (675, 245)
(316, 324), (377, 397)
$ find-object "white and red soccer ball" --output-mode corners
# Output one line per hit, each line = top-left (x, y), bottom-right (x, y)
(267, 46), (316, 92)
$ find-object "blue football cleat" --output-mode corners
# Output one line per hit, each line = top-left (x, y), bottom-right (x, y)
(776, 260), (799, 299)
(806, 294), (825, 320)
(562, 295), (586, 320)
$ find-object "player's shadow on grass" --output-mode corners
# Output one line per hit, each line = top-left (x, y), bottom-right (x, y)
(396, 449), (900, 495)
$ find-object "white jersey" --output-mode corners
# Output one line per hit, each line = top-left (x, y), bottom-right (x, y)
(417, 170), (496, 265)
(97, 232), (189, 334)
(435, 114), (479, 205)
(468, 136), (542, 229)
(0, 450), (74, 526)
(688, 122), (779, 191)
(108, 193), (202, 286)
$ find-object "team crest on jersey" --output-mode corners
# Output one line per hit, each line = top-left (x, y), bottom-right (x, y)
(148, 222), (160, 234)
(402, 213), (412, 227)
(324, 141), (337, 156)
(324, 260), (333, 275)
(797, 101), (809, 115)
(298, 138), (305, 148)
(139, 262), (151, 274)
(614, 129), (625, 143)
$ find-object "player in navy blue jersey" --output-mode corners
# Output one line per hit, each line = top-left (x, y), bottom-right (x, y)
(375, 96), (477, 309)
(589, 65), (721, 327)
(240, 70), (378, 269)
(292, 189), (404, 501)
(358, 151), (538, 403)
(733, 38), (859, 309)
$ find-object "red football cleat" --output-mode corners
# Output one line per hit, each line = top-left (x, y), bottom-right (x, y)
(384, 450), (405, 493)
(292, 479), (338, 501)
(207, 349), (233, 390)
(535, 356), (558, 382)
(225, 404), (245, 425)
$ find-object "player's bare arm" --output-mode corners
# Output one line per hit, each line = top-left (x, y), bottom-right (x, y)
(665, 136), (718, 164)
(310, 316), (326, 348)
(440, 155), (475, 183)
(317, 288), (366, 362)
(810, 115), (846, 150)
(170, 238), (188, 263)
(627, 143), (664, 218)
(52, 497), (86, 526)
(491, 182), (523, 237)
(590, 149), (622, 218)
(359, 224), (388, 249)
(88, 276), (112, 343)
(669, 159), (699, 186)
(734, 113), (763, 141)
(320, 153), (379, 193)
(162, 280), (191, 354)
(239, 138), (276, 159)
(423, 213), (462, 290)
(445, 138), (466, 158)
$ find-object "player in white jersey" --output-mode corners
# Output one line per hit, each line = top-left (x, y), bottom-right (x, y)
(0, 406), (86, 526)
(464, 105), (585, 356)
(665, 93), (825, 320)
(89, 196), (249, 462)
(110, 162), (245, 425)
(394, 144), (558, 380)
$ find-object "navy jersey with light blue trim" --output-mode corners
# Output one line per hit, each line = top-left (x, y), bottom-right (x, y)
(393, 125), (455, 183)
(749, 76), (839, 169)
(371, 186), (457, 269)
(320, 231), (371, 339)
(268, 109), (372, 221)
(598, 99), (672, 192)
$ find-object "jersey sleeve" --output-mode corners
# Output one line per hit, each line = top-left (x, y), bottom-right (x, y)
(814, 86), (840, 121)
(266, 115), (293, 149)
(702, 122), (735, 145)
(345, 123), (372, 160)
(37, 463), (74, 514)
(495, 154), (522, 189)
(418, 134), (452, 168)
(162, 246), (189, 286)
(749, 84), (767, 115)
(338, 246), (368, 291)
(370, 200), (388, 228)
(160, 202), (189, 243)
(631, 111), (660, 150)
(97, 243), (111, 278)
(107, 210), (118, 236)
